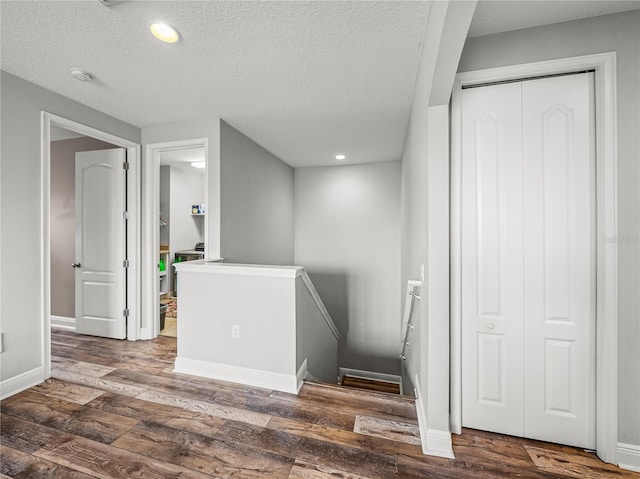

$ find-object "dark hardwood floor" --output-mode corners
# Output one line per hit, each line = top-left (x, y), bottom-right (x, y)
(1, 328), (638, 478)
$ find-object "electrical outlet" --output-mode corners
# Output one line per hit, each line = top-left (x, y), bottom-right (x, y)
(231, 325), (240, 339)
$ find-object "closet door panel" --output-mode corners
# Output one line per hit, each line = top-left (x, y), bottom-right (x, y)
(461, 82), (525, 436)
(522, 73), (596, 449)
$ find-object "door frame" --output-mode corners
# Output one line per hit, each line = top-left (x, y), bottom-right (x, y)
(450, 52), (618, 463)
(41, 112), (141, 377)
(142, 138), (209, 340)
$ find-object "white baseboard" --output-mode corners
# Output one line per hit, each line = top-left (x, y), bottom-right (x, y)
(424, 429), (455, 459)
(296, 359), (308, 392)
(618, 442), (640, 472)
(174, 357), (298, 394)
(51, 315), (75, 331)
(0, 367), (44, 400)
(339, 367), (403, 394)
(414, 374), (455, 459)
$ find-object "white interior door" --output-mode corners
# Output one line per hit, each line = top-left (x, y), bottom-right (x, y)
(461, 81), (526, 437)
(75, 148), (127, 339)
(521, 74), (596, 447)
(461, 73), (595, 449)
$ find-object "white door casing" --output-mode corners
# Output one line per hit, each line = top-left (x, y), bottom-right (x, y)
(143, 138), (209, 340)
(74, 148), (127, 339)
(41, 111), (141, 391)
(460, 73), (596, 449)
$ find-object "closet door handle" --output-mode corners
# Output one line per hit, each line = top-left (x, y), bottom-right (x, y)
(72, 262), (81, 268)
(487, 322), (496, 330)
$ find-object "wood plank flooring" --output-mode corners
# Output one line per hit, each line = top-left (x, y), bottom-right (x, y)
(160, 317), (178, 338)
(1, 328), (638, 478)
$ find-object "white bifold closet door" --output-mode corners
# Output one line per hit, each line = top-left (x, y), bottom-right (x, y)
(461, 73), (596, 449)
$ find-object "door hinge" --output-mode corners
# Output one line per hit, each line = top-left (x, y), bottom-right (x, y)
(123, 260), (130, 268)
(123, 211), (129, 220)
(123, 161), (130, 170)
(123, 309), (129, 318)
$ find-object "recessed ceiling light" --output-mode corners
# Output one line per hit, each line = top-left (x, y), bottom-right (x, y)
(335, 154), (346, 160)
(191, 161), (206, 169)
(150, 22), (181, 43)
(70, 68), (94, 82)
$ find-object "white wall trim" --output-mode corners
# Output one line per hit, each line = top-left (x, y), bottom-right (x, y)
(40, 113), (52, 379)
(0, 367), (44, 400)
(50, 315), (75, 331)
(339, 367), (403, 395)
(296, 358), (308, 392)
(173, 260), (301, 278)
(450, 52), (618, 464)
(300, 270), (340, 340)
(425, 429), (456, 460)
(144, 138), (209, 340)
(414, 374), (455, 459)
(618, 443), (640, 472)
(174, 356), (298, 394)
(41, 112), (141, 384)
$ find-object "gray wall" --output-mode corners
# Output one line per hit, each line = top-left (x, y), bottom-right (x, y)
(50, 136), (118, 319)
(177, 266), (296, 377)
(295, 276), (339, 384)
(0, 71), (140, 382)
(399, 3), (475, 447)
(294, 161), (401, 375)
(400, 54), (432, 400)
(220, 121), (294, 265)
(458, 11), (640, 446)
(169, 166), (205, 254)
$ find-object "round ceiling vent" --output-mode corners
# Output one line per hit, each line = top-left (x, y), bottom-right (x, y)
(70, 68), (94, 82)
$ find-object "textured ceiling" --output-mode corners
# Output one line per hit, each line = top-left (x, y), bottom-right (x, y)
(0, 0), (430, 167)
(4, 1), (635, 167)
(469, 0), (640, 38)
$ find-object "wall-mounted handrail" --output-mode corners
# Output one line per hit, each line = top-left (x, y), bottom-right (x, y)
(400, 280), (422, 360)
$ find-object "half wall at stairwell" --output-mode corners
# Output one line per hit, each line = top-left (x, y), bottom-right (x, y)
(173, 261), (339, 393)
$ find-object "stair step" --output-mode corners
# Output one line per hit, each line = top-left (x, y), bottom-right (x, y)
(340, 375), (401, 395)
(300, 380), (417, 421)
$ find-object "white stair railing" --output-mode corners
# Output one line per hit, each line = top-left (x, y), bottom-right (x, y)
(400, 280), (422, 360)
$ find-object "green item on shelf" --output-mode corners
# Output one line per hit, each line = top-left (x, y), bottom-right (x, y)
(159, 258), (166, 271)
